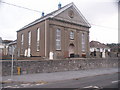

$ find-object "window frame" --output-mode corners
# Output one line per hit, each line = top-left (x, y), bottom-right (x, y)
(56, 29), (61, 50)
(36, 28), (40, 51)
(70, 31), (74, 40)
(82, 33), (85, 52)
(28, 31), (31, 48)
(21, 33), (24, 50)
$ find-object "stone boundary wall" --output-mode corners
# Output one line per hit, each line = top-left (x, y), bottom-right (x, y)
(1, 58), (119, 76)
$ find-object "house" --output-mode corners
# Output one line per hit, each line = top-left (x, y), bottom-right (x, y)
(17, 2), (91, 59)
(7, 40), (17, 57)
(107, 43), (120, 57)
(0, 37), (3, 59)
(2, 40), (13, 56)
(90, 41), (110, 58)
(0, 38), (13, 60)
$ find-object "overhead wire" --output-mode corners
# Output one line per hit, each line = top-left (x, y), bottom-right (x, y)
(56, 16), (118, 30)
(0, 1), (118, 30)
(0, 1), (42, 13)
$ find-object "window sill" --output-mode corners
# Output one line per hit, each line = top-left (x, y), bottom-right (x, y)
(70, 39), (74, 40)
(56, 50), (61, 51)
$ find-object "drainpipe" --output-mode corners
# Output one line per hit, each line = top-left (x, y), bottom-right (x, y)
(45, 20), (47, 58)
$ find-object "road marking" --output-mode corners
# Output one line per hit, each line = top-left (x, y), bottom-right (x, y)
(83, 85), (99, 88)
(93, 86), (99, 88)
(21, 83), (30, 87)
(4, 86), (12, 88)
(83, 86), (93, 88)
(5, 85), (20, 88)
(13, 85), (20, 88)
(112, 80), (120, 83)
(35, 83), (44, 86)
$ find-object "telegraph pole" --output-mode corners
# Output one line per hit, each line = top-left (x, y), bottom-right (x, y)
(11, 45), (14, 81)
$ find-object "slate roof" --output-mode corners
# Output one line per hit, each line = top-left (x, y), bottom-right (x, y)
(17, 2), (90, 32)
(90, 41), (110, 49)
(7, 40), (17, 46)
(2, 40), (13, 44)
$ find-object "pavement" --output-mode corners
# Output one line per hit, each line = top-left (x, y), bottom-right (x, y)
(1, 68), (119, 84)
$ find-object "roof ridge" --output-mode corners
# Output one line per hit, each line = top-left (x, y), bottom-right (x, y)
(17, 2), (74, 32)
(17, 2), (90, 32)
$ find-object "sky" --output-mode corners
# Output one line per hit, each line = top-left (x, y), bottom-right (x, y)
(0, 0), (118, 44)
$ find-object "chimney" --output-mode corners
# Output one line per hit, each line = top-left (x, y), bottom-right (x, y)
(42, 12), (44, 17)
(58, 3), (61, 9)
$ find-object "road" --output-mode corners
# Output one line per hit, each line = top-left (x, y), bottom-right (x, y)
(2, 72), (119, 89)
(31, 72), (119, 89)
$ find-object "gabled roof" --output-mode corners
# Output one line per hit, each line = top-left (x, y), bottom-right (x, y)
(2, 40), (13, 44)
(90, 41), (110, 49)
(17, 2), (91, 32)
(7, 40), (17, 46)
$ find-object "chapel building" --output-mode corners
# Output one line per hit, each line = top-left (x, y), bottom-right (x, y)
(17, 2), (91, 59)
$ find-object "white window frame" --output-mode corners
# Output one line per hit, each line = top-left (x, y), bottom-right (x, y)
(28, 31), (31, 48)
(82, 33), (85, 52)
(56, 29), (61, 50)
(70, 31), (74, 40)
(37, 28), (40, 51)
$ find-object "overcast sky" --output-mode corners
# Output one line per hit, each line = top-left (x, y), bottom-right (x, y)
(0, 0), (118, 44)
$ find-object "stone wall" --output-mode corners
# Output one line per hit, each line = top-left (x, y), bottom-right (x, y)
(1, 58), (119, 76)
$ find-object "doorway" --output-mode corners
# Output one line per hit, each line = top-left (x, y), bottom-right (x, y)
(69, 43), (75, 58)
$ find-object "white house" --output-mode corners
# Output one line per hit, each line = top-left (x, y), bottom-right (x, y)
(7, 40), (17, 56)
(90, 41), (110, 58)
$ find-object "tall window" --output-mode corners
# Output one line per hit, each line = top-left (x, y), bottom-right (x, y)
(21, 34), (24, 50)
(37, 28), (40, 51)
(56, 29), (61, 50)
(28, 31), (31, 48)
(70, 31), (74, 40)
(82, 33), (85, 51)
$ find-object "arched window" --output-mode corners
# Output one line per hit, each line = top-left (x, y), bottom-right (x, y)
(56, 29), (61, 50)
